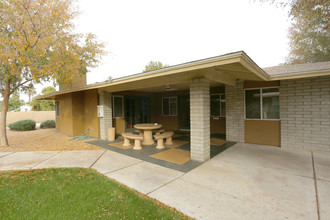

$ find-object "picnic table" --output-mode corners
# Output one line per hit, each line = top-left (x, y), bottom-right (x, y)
(134, 123), (162, 145)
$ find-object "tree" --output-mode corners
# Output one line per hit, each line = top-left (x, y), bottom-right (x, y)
(26, 87), (36, 103)
(259, 0), (329, 64)
(8, 93), (25, 111)
(143, 61), (169, 72)
(41, 86), (56, 95)
(287, 0), (329, 63)
(30, 86), (56, 111)
(0, 0), (105, 146)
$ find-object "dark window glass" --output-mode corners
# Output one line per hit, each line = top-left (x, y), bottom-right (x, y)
(163, 97), (177, 116)
(211, 94), (220, 116)
(245, 89), (261, 119)
(169, 97), (177, 116)
(262, 88), (280, 119)
(162, 98), (169, 116)
(113, 96), (123, 118)
(56, 101), (60, 117)
(220, 94), (226, 117)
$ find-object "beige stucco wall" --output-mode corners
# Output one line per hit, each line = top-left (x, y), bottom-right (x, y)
(210, 117), (226, 134)
(245, 120), (281, 146)
(114, 118), (125, 135)
(84, 89), (100, 137)
(7, 111), (55, 124)
(56, 89), (100, 138)
(72, 92), (86, 136)
(56, 93), (74, 136)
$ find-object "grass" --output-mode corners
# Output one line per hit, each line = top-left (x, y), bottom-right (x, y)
(0, 168), (189, 220)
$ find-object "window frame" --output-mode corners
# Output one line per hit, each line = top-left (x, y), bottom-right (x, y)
(162, 96), (177, 116)
(210, 93), (226, 117)
(56, 101), (60, 117)
(112, 95), (124, 118)
(244, 86), (280, 121)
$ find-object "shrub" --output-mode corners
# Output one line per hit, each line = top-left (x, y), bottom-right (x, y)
(9, 120), (36, 131)
(40, 120), (56, 129)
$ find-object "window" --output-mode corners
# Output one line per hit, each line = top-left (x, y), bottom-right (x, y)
(113, 96), (123, 118)
(56, 101), (60, 117)
(162, 97), (177, 116)
(211, 94), (226, 117)
(245, 88), (280, 120)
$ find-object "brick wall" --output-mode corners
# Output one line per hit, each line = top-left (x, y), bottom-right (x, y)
(225, 82), (245, 142)
(280, 76), (330, 151)
(99, 92), (112, 140)
(190, 78), (210, 162)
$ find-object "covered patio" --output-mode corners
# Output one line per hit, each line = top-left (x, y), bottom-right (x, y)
(36, 51), (277, 163)
(97, 51), (268, 162)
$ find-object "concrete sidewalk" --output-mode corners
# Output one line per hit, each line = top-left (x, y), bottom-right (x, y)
(0, 143), (329, 219)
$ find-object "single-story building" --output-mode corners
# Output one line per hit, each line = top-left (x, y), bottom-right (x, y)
(35, 51), (330, 162)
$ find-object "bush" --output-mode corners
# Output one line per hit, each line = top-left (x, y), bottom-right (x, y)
(40, 120), (56, 129)
(9, 120), (36, 131)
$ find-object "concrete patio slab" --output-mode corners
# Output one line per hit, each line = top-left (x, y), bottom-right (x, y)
(149, 157), (317, 220)
(91, 150), (142, 174)
(313, 151), (330, 181)
(106, 161), (184, 194)
(0, 151), (58, 170)
(0, 152), (13, 158)
(1, 143), (327, 220)
(318, 179), (330, 220)
(33, 150), (105, 169)
(216, 143), (313, 178)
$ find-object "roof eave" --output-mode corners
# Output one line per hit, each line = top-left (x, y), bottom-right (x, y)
(268, 69), (330, 81)
(33, 51), (268, 100)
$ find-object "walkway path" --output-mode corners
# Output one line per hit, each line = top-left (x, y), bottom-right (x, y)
(1, 143), (329, 220)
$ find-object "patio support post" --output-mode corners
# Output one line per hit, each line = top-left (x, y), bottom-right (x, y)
(99, 92), (112, 140)
(190, 78), (210, 162)
(225, 82), (245, 142)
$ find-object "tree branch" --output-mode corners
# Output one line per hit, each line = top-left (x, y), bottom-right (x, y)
(9, 78), (34, 95)
(22, 3), (41, 50)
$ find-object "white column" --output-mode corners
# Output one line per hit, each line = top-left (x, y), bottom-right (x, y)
(190, 78), (210, 162)
(99, 92), (112, 140)
(225, 82), (245, 142)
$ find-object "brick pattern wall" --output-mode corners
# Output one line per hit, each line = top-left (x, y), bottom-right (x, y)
(225, 82), (245, 143)
(99, 92), (112, 140)
(280, 76), (330, 151)
(190, 78), (210, 162)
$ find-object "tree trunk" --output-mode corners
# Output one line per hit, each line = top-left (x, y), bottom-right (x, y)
(0, 85), (10, 147)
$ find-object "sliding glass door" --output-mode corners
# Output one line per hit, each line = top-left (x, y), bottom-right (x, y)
(124, 96), (150, 132)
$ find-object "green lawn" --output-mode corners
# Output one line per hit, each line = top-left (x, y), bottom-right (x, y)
(0, 168), (189, 219)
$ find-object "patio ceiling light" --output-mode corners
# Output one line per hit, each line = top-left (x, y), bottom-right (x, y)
(165, 85), (178, 91)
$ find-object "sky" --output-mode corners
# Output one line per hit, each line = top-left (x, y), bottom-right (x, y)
(22, 0), (291, 101)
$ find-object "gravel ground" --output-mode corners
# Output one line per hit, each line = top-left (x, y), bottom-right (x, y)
(0, 128), (102, 152)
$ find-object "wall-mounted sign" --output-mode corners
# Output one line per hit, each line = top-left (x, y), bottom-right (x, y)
(97, 105), (104, 118)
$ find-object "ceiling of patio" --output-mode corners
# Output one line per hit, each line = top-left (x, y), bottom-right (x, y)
(129, 81), (224, 93)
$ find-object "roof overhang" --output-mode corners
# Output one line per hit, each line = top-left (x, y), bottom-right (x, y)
(268, 69), (330, 80)
(34, 51), (270, 100)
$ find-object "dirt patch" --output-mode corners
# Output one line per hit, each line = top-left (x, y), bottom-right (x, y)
(0, 129), (102, 152)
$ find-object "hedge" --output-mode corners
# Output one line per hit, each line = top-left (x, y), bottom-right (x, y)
(9, 120), (36, 131)
(40, 120), (56, 129)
